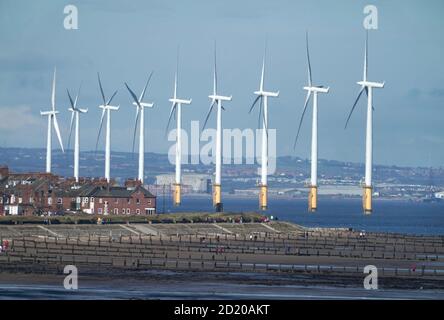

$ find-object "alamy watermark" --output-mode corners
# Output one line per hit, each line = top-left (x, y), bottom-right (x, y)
(167, 121), (277, 176)
(63, 265), (78, 290)
(64, 4), (78, 30)
(363, 5), (378, 30)
(363, 265), (378, 290)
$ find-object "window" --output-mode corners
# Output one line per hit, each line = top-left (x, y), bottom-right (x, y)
(127, 208), (130, 214)
(83, 197), (89, 204)
(114, 208), (118, 214)
(29, 197), (34, 204)
(136, 198), (140, 205)
(127, 198), (131, 204)
(98, 208), (102, 214)
(99, 198), (103, 204)
(147, 199), (151, 205)
(18, 197), (22, 204)
(136, 209), (140, 215)
(90, 197), (95, 203)
(57, 198), (63, 205)
(48, 197), (52, 205)
(121, 208), (125, 214)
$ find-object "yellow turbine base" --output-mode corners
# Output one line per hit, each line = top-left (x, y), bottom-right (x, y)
(213, 184), (222, 211)
(308, 186), (317, 212)
(259, 185), (268, 210)
(363, 186), (372, 214)
(173, 183), (181, 206)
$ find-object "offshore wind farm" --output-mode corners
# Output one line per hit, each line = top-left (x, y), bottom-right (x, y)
(0, 0), (443, 303)
(9, 32), (386, 214)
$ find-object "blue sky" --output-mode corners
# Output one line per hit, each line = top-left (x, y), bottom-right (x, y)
(0, 0), (443, 167)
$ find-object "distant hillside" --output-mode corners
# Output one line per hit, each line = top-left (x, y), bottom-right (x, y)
(0, 147), (443, 187)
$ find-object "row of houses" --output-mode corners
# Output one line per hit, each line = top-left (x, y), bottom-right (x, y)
(0, 166), (157, 216)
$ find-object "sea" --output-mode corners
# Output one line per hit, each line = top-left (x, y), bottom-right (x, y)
(161, 197), (444, 236)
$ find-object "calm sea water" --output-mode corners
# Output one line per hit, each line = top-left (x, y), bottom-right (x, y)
(160, 197), (444, 236)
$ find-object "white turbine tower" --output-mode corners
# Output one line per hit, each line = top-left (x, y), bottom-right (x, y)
(67, 85), (88, 183)
(40, 67), (64, 173)
(166, 52), (191, 206)
(203, 44), (232, 212)
(125, 72), (154, 184)
(345, 32), (384, 214)
(96, 73), (119, 183)
(249, 45), (279, 211)
(294, 32), (329, 212)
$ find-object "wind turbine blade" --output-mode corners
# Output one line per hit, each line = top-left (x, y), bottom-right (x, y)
(173, 71), (177, 100)
(258, 97), (262, 129)
(165, 103), (177, 137)
(51, 67), (56, 111)
(139, 71), (153, 102)
(67, 111), (75, 152)
(96, 108), (106, 152)
(213, 42), (217, 95)
(364, 87), (375, 110)
(364, 30), (368, 81)
(52, 114), (64, 153)
(132, 107), (140, 154)
(306, 31), (312, 87)
(293, 91), (312, 148)
(74, 83), (82, 109)
(259, 53), (265, 91)
(344, 87), (365, 129)
(202, 101), (215, 131)
(249, 95), (261, 114)
(97, 72), (106, 105)
(107, 90), (118, 105)
(125, 83), (141, 108)
(67, 89), (75, 109)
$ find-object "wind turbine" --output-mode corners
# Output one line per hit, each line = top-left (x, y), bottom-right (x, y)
(40, 67), (64, 173)
(125, 72), (154, 184)
(67, 85), (88, 183)
(166, 51), (191, 206)
(344, 32), (384, 214)
(96, 73), (119, 183)
(294, 32), (329, 212)
(203, 43), (232, 212)
(249, 44), (279, 211)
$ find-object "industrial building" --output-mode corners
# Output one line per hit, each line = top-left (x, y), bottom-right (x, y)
(155, 174), (212, 194)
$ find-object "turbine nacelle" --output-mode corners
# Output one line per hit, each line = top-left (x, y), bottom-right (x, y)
(69, 107), (88, 113)
(357, 80), (385, 88)
(132, 101), (154, 108)
(169, 98), (192, 105)
(254, 90), (279, 98)
(40, 110), (59, 116)
(99, 104), (120, 111)
(208, 94), (232, 102)
(303, 86), (329, 94)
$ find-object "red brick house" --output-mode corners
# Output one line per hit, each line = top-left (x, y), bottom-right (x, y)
(88, 186), (156, 215)
(0, 166), (156, 216)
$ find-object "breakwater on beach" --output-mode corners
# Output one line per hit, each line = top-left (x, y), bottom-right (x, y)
(1, 221), (444, 293)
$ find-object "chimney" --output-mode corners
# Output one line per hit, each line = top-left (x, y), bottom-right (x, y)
(0, 166), (9, 179)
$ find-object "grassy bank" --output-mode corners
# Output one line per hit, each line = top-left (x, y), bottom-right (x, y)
(0, 211), (266, 225)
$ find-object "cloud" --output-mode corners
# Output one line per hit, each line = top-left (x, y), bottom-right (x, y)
(0, 105), (42, 130)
